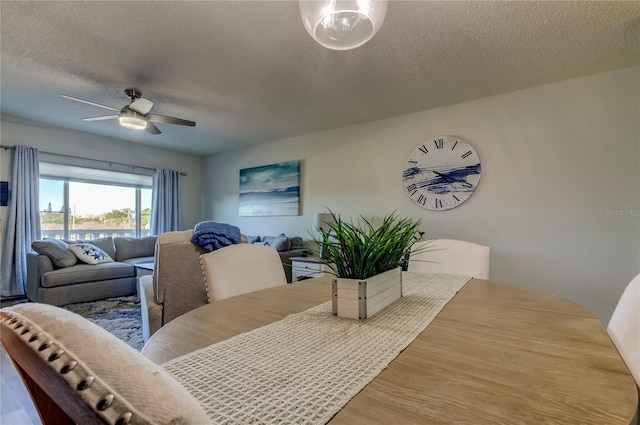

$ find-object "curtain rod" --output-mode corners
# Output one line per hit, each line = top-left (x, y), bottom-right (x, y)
(0, 144), (187, 176)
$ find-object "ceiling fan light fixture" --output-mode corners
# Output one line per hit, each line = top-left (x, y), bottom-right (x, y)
(119, 111), (147, 130)
(300, 0), (388, 51)
(62, 89), (195, 135)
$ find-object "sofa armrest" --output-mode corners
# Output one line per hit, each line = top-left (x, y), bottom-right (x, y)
(26, 252), (53, 302)
(139, 275), (163, 342)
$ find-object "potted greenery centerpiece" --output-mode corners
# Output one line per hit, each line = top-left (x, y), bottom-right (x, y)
(310, 210), (423, 320)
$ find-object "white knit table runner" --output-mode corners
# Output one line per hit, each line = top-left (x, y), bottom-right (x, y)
(163, 272), (471, 425)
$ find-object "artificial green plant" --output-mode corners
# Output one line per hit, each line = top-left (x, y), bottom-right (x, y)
(310, 210), (424, 280)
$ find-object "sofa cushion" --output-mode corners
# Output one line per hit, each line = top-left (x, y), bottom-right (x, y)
(263, 234), (291, 252)
(1, 303), (211, 425)
(32, 239), (77, 268)
(114, 236), (157, 262)
(290, 236), (304, 249)
(41, 263), (135, 288)
(247, 235), (261, 244)
(122, 256), (155, 266)
(69, 243), (114, 265)
(88, 237), (116, 259)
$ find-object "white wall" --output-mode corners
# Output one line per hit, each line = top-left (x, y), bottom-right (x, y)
(0, 115), (203, 261)
(202, 66), (640, 324)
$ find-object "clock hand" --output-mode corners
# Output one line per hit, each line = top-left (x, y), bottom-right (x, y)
(403, 166), (430, 179)
(432, 171), (473, 188)
(432, 172), (457, 189)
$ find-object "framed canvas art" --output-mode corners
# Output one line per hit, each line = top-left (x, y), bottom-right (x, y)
(239, 161), (300, 216)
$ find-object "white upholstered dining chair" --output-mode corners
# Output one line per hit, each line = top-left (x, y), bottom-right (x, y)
(607, 273), (640, 394)
(408, 239), (490, 279)
(199, 243), (287, 302)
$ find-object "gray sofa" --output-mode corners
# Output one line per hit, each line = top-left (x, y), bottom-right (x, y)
(26, 236), (157, 306)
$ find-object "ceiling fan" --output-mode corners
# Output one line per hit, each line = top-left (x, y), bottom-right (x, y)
(60, 88), (196, 135)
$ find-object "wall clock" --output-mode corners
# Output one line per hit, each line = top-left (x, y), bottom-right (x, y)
(402, 136), (481, 211)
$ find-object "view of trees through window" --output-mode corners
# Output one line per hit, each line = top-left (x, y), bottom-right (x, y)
(40, 178), (152, 240)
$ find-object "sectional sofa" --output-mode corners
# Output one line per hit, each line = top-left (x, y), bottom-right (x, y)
(26, 236), (157, 306)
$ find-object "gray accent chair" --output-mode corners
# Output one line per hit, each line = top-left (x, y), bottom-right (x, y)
(139, 230), (209, 342)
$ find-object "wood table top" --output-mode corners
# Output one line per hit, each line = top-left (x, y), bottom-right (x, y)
(141, 275), (638, 424)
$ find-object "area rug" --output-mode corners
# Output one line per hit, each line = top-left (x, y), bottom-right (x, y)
(61, 296), (144, 351)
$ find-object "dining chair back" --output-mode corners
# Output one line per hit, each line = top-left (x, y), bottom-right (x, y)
(408, 239), (490, 279)
(607, 273), (640, 393)
(0, 303), (210, 425)
(199, 244), (287, 302)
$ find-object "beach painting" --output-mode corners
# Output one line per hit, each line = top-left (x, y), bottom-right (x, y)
(239, 161), (300, 216)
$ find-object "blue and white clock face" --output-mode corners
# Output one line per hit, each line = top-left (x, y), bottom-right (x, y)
(403, 136), (481, 211)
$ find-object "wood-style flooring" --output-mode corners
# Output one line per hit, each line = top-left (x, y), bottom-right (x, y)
(0, 346), (42, 425)
(1, 297), (42, 425)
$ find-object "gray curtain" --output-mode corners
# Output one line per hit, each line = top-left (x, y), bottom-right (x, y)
(1, 146), (41, 297)
(150, 169), (181, 235)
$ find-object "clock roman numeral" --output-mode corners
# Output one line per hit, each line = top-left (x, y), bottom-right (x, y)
(417, 194), (426, 205)
(435, 198), (443, 209)
(452, 194), (460, 202)
(406, 183), (417, 192)
(451, 140), (458, 150)
(418, 145), (428, 154)
(461, 150), (472, 159)
(434, 139), (443, 149)
(466, 164), (479, 174)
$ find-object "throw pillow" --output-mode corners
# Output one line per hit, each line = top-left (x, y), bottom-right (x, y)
(268, 234), (291, 252)
(69, 243), (114, 265)
(32, 239), (78, 268)
(1, 303), (211, 425)
(66, 237), (116, 259)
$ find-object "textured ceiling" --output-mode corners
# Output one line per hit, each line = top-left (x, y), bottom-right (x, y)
(1, 1), (639, 156)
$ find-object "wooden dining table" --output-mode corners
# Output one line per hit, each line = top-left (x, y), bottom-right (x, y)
(141, 275), (638, 424)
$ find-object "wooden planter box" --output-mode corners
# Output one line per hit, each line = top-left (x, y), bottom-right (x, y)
(331, 267), (402, 320)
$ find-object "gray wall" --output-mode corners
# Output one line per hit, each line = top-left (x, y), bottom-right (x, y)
(202, 66), (640, 324)
(0, 115), (203, 264)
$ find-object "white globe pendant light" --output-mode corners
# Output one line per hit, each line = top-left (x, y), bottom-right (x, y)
(300, 0), (388, 51)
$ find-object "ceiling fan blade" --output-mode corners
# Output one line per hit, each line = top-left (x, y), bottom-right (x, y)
(145, 121), (161, 135)
(130, 97), (154, 114)
(82, 115), (119, 121)
(60, 94), (120, 112)
(147, 113), (196, 127)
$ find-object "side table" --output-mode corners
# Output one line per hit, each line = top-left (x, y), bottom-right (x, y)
(134, 262), (154, 300)
(290, 257), (332, 282)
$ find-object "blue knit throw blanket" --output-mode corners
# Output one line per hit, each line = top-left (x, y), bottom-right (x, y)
(192, 221), (241, 252)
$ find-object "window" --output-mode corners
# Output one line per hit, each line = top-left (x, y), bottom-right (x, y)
(39, 163), (153, 240)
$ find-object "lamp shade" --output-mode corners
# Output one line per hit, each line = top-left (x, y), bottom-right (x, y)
(314, 213), (335, 232)
(300, 0), (388, 51)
